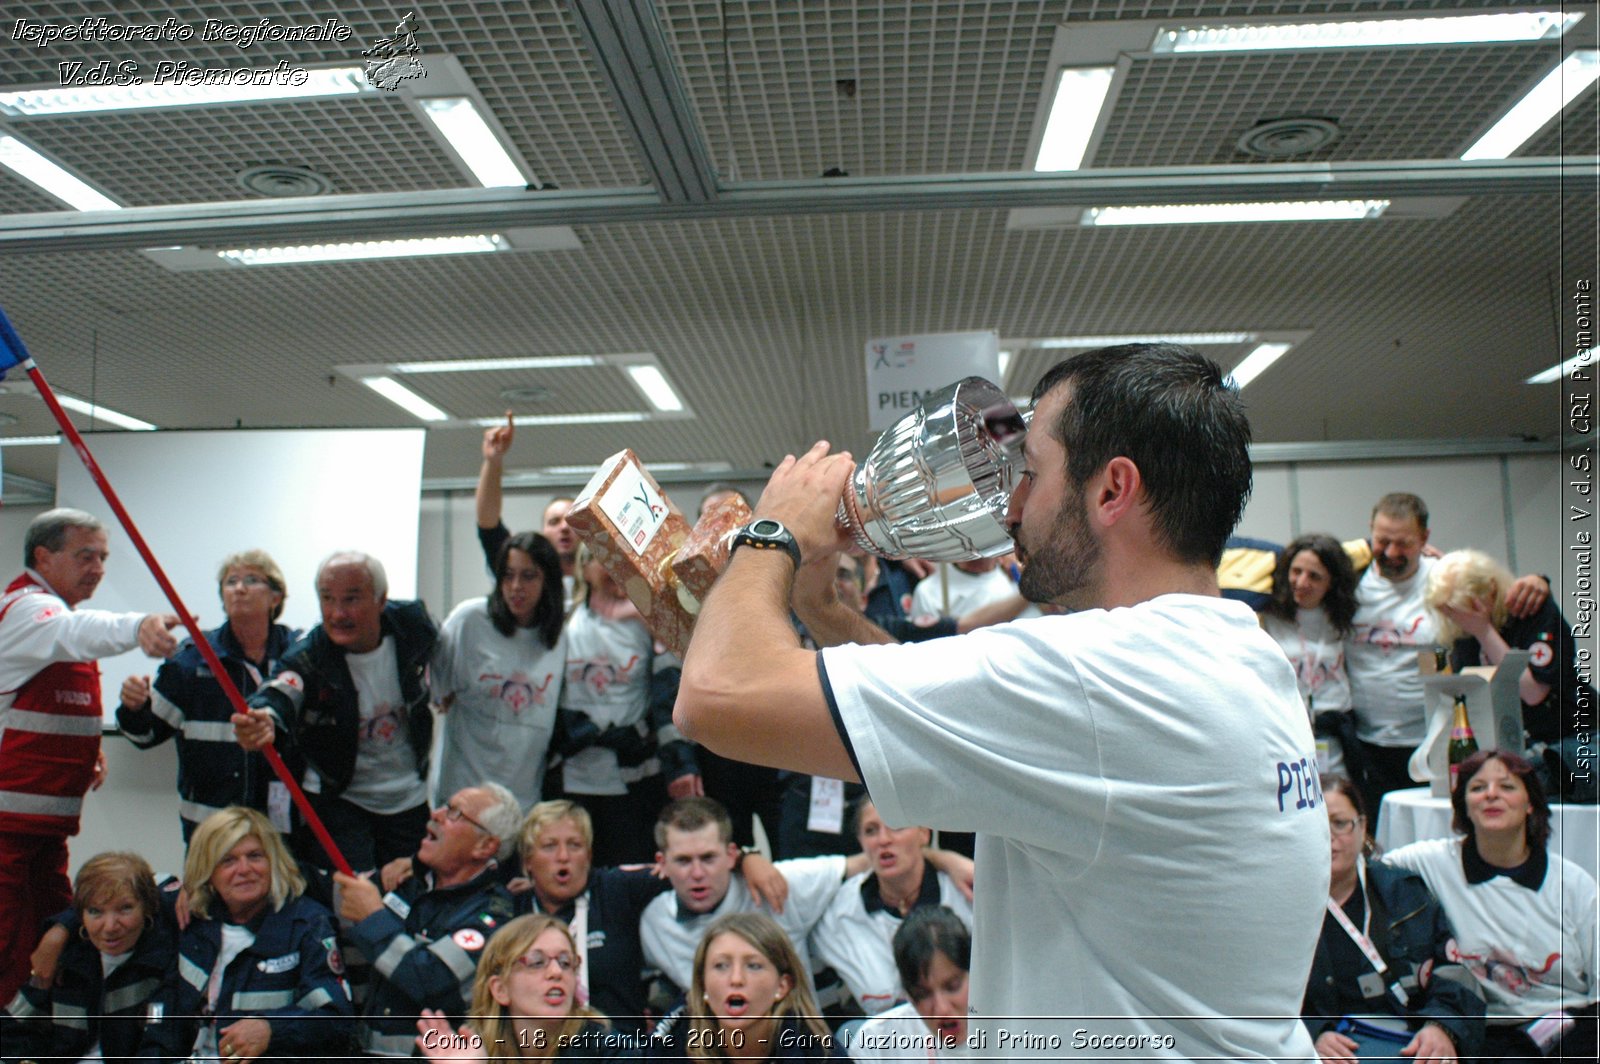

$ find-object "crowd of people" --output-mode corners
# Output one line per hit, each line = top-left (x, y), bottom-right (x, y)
(2, 342), (1593, 1061)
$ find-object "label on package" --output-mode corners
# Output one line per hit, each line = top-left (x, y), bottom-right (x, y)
(598, 462), (669, 555)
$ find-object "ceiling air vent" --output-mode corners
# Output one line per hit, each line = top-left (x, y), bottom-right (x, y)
(237, 165), (334, 197)
(1237, 117), (1341, 158)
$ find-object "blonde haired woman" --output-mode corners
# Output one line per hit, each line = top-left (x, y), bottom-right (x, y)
(415, 913), (635, 1061)
(648, 912), (837, 1061)
(139, 807), (351, 1063)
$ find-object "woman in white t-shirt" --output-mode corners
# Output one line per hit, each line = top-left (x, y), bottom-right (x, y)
(1259, 533), (1359, 777)
(1383, 751), (1598, 1060)
(433, 532), (567, 808)
(553, 545), (676, 867)
(849, 906), (972, 1061)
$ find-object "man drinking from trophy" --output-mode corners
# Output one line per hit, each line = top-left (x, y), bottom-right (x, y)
(674, 343), (1330, 1060)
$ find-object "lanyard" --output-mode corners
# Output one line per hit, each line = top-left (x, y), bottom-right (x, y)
(1326, 857), (1387, 976)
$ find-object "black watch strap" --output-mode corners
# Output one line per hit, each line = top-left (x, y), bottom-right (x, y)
(731, 518), (802, 570)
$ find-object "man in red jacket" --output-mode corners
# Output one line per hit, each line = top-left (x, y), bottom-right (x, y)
(0, 508), (178, 999)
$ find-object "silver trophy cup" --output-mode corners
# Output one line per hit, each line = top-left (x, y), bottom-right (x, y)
(838, 376), (1027, 561)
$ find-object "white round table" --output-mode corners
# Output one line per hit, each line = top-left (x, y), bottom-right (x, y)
(1376, 786), (1598, 881)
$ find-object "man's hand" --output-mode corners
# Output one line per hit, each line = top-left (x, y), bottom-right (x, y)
(900, 558), (936, 580)
(752, 441), (855, 561)
(666, 773), (704, 800)
(792, 551), (842, 611)
(334, 871), (385, 924)
(1313, 1029), (1359, 1062)
(232, 708), (275, 751)
(174, 883), (193, 930)
(90, 748), (108, 791)
(1399, 1023), (1458, 1063)
(924, 848), (976, 902)
(482, 412), (513, 463)
(28, 923), (70, 987)
(138, 614), (181, 658)
(380, 856), (415, 892)
(741, 853), (789, 914)
(120, 674), (151, 711)
(1506, 574), (1550, 618)
(218, 1017), (273, 1062)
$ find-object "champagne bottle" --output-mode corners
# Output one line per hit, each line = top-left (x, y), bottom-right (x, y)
(1447, 695), (1478, 792)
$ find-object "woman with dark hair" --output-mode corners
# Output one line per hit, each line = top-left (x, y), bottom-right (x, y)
(849, 906), (972, 1060)
(647, 912), (837, 1061)
(1301, 777), (1482, 1063)
(1260, 533), (1360, 776)
(1, 853), (176, 1064)
(1384, 751), (1597, 1059)
(433, 532), (567, 807)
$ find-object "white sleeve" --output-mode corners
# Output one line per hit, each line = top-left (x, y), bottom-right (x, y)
(774, 854), (849, 931)
(0, 591), (144, 693)
(429, 604), (466, 698)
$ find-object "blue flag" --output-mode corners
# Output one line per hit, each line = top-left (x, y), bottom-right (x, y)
(0, 302), (32, 378)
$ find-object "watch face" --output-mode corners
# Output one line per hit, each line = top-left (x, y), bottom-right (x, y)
(749, 518), (784, 537)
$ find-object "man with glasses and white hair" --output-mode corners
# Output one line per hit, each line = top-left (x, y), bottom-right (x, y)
(235, 550), (439, 875)
(333, 783), (520, 1056)
(0, 507), (180, 1001)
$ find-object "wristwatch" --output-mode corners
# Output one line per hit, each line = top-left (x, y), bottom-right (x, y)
(730, 518), (802, 570)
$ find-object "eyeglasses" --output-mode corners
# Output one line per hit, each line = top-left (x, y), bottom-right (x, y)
(223, 574), (270, 589)
(1329, 816), (1364, 837)
(443, 802), (490, 833)
(513, 950), (578, 972)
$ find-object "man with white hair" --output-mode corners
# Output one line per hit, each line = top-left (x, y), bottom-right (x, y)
(0, 507), (179, 1001)
(334, 783), (520, 1056)
(235, 550), (437, 874)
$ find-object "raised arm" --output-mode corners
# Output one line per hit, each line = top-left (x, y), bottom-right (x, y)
(475, 412), (513, 532)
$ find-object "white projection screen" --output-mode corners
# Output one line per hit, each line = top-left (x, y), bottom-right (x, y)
(53, 427), (425, 722)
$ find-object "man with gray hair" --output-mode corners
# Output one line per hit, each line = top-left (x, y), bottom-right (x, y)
(0, 507), (180, 1000)
(332, 783), (519, 1056)
(235, 550), (437, 874)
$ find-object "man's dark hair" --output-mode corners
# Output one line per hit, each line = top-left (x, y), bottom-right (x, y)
(893, 905), (972, 994)
(1372, 492), (1429, 530)
(487, 532), (565, 646)
(654, 795), (734, 850)
(1263, 533), (1359, 635)
(1031, 344), (1252, 566)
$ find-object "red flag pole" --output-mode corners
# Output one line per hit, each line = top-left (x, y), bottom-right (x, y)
(3, 334), (353, 876)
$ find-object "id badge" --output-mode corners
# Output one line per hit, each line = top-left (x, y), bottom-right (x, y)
(1357, 972), (1386, 999)
(806, 777), (845, 834)
(268, 781), (292, 833)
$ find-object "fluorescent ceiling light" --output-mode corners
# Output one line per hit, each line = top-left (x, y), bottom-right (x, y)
(391, 355), (601, 373)
(0, 67), (372, 115)
(1526, 349), (1596, 383)
(1462, 51), (1600, 160)
(0, 435), (62, 447)
(626, 364), (685, 412)
(539, 461), (731, 476)
(55, 395), (156, 430)
(417, 96), (527, 187)
(1035, 333), (1256, 348)
(997, 350), (1013, 379)
(217, 234), (506, 266)
(360, 376), (450, 422)
(1153, 11), (1580, 53)
(470, 412), (650, 426)
(1034, 67), (1116, 171)
(0, 136), (121, 211)
(1228, 342), (1295, 388)
(1083, 200), (1389, 226)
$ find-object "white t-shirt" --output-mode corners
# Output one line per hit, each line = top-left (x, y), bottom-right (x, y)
(341, 636), (428, 814)
(847, 1002), (972, 1061)
(910, 566), (1016, 620)
(1347, 557), (1438, 746)
(810, 869), (973, 1015)
(1383, 837), (1598, 1019)
(191, 922), (256, 1061)
(822, 595), (1328, 1059)
(1261, 605), (1351, 715)
(560, 604), (656, 796)
(641, 855), (846, 993)
(431, 598), (565, 806)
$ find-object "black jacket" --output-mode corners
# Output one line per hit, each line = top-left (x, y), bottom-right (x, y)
(1302, 860), (1485, 1056)
(249, 600), (436, 796)
(1, 920), (175, 1064)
